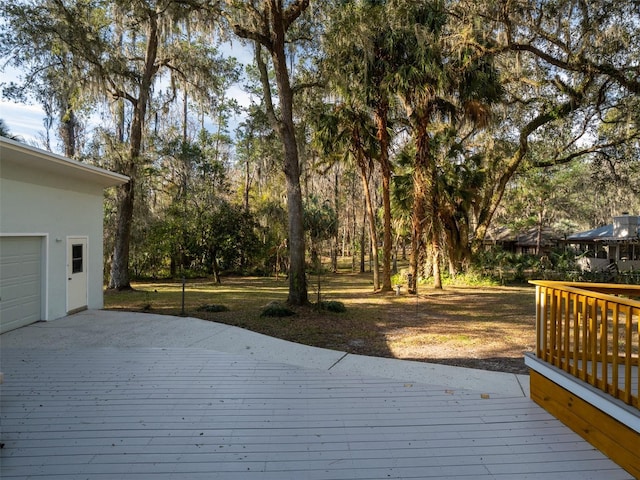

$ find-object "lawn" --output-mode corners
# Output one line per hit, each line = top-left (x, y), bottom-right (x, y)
(104, 272), (537, 374)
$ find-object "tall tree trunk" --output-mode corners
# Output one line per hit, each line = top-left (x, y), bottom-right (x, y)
(361, 172), (380, 291)
(332, 168), (340, 273)
(410, 121), (442, 292)
(431, 240), (443, 289)
(443, 211), (470, 276)
(360, 208), (366, 274)
(212, 250), (221, 284)
(271, 45), (307, 305)
(109, 176), (135, 290)
(375, 105), (393, 292)
(536, 209), (544, 256)
(59, 104), (78, 158)
(183, 89), (188, 142)
(109, 12), (158, 290)
(409, 190), (426, 294)
(243, 129), (252, 213)
(353, 193), (359, 272)
(428, 146), (443, 290)
(357, 154), (380, 291)
(237, 0), (310, 305)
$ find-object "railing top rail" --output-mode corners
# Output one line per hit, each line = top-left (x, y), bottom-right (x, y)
(529, 280), (640, 307)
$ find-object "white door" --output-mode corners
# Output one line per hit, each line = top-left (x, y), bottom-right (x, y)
(0, 236), (43, 333)
(67, 237), (88, 313)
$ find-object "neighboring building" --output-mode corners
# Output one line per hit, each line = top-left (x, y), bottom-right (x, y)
(484, 226), (562, 256)
(565, 214), (640, 272)
(0, 137), (128, 333)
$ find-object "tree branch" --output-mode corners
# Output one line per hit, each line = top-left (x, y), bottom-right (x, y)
(254, 41), (280, 131)
(292, 80), (324, 95)
(232, 23), (272, 51)
(507, 42), (640, 95)
(282, 0), (310, 32)
(533, 135), (640, 168)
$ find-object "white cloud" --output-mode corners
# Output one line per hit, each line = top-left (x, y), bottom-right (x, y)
(228, 84), (253, 109)
(223, 39), (254, 66)
(0, 100), (46, 146)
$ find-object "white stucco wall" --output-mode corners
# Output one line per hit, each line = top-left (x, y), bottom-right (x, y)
(1, 157), (107, 321)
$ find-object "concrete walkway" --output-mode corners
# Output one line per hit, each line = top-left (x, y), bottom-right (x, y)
(1, 310), (529, 397)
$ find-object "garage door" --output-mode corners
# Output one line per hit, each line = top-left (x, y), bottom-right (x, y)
(0, 237), (42, 333)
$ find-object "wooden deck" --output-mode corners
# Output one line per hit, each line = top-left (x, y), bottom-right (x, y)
(1, 347), (634, 479)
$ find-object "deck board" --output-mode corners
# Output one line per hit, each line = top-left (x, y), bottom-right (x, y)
(1, 348), (633, 479)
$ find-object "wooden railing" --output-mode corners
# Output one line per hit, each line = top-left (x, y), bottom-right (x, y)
(529, 281), (639, 409)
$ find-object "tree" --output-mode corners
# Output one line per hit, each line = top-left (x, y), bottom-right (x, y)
(1, 2), (86, 156)
(225, 0), (311, 305)
(588, 99), (640, 221)
(497, 161), (586, 254)
(384, 0), (502, 290)
(2, 0), (229, 290)
(322, 0), (397, 291)
(198, 200), (260, 282)
(313, 101), (382, 290)
(467, 0), (640, 254)
(304, 195), (338, 270)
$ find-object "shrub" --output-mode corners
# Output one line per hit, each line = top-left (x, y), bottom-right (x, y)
(317, 300), (346, 313)
(442, 270), (501, 287)
(197, 304), (229, 313)
(260, 302), (296, 318)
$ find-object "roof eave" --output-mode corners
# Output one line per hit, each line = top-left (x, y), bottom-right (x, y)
(0, 136), (129, 187)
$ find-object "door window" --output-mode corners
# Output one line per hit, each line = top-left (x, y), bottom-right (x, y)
(72, 244), (83, 273)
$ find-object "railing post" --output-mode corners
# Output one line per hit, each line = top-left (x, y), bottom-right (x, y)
(536, 285), (544, 358)
(550, 288), (558, 366)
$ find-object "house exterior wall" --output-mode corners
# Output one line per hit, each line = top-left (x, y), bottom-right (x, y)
(1, 158), (106, 321)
